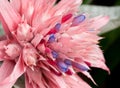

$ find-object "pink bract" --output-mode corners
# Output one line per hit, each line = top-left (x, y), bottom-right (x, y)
(0, 0), (109, 88)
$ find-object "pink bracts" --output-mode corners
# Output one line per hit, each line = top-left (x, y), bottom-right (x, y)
(0, 0), (109, 88)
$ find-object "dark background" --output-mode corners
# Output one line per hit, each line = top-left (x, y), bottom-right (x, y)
(86, 0), (120, 88)
(57, 0), (120, 88)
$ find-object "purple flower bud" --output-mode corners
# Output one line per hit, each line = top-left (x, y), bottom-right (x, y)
(72, 14), (85, 26)
(57, 61), (68, 72)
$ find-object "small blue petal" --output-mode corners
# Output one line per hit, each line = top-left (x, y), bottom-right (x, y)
(72, 15), (85, 26)
(55, 23), (61, 31)
(48, 34), (55, 42)
(64, 59), (72, 66)
(51, 51), (58, 58)
(57, 61), (68, 72)
(72, 62), (89, 71)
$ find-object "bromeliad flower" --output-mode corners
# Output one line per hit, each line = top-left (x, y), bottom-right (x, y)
(0, 0), (109, 88)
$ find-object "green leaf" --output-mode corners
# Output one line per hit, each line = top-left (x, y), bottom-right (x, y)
(0, 24), (4, 35)
(83, 0), (93, 4)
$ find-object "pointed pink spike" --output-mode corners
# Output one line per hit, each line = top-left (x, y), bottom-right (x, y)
(0, 0), (21, 31)
(10, 0), (21, 13)
(0, 60), (15, 82)
(89, 16), (109, 30)
(25, 74), (33, 88)
(0, 14), (13, 39)
(0, 56), (26, 88)
(54, 0), (82, 16)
